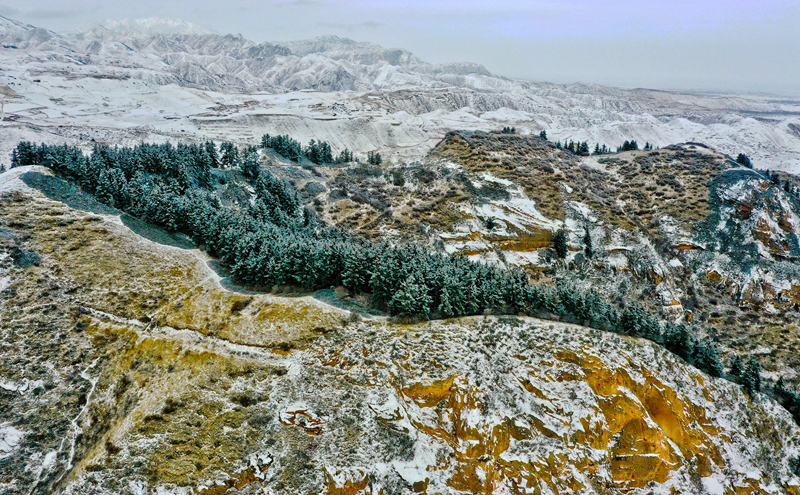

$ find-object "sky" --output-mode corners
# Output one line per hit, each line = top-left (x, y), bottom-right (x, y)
(1, 0), (798, 95)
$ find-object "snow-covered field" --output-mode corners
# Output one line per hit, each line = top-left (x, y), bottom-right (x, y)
(1, 14), (798, 171)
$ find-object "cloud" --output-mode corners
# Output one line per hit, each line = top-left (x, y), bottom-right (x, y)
(318, 20), (384, 30)
(0, 5), (22, 16)
(275, 0), (323, 7)
(26, 8), (84, 20)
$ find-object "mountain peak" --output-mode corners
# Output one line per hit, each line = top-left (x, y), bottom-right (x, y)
(0, 15), (38, 32)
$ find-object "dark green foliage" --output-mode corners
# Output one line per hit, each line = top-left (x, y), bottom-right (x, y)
(304, 139), (334, 164)
(10, 246), (41, 267)
(663, 323), (693, 357)
(337, 149), (354, 163)
(729, 355), (743, 379)
(205, 141), (220, 169)
(775, 377), (800, 426)
(553, 229), (568, 259)
(219, 142), (239, 169)
(790, 456), (800, 477)
(620, 305), (660, 340)
(367, 151), (383, 165)
(10, 148), (19, 168)
(741, 357), (761, 396)
(538, 130), (547, 140)
(736, 153), (752, 168)
(691, 339), (724, 378)
(562, 140), (589, 155)
(261, 134), (303, 162)
(260, 134), (335, 164)
(501, 127), (516, 134)
(388, 274), (432, 319)
(240, 149), (260, 180)
(583, 228), (594, 259)
(617, 140), (639, 152)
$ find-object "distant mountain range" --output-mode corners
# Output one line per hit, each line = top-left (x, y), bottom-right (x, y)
(0, 15), (497, 92)
(0, 15), (799, 172)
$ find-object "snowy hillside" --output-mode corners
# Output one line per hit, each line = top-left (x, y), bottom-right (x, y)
(0, 15), (798, 171)
(1, 169), (798, 493)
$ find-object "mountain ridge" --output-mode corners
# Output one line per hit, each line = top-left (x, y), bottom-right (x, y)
(0, 14), (798, 172)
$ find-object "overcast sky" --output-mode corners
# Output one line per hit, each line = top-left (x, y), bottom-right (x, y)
(2, 0), (798, 95)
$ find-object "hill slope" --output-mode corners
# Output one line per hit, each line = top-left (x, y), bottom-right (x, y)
(1, 167), (800, 493)
(280, 132), (800, 391)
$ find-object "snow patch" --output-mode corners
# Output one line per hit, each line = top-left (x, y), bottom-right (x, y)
(0, 423), (24, 460)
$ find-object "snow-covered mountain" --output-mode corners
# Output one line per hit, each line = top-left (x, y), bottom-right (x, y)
(0, 15), (798, 172)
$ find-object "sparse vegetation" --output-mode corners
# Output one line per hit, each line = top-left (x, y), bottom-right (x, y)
(13, 137), (799, 420)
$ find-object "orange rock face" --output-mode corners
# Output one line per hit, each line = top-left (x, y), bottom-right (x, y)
(263, 318), (800, 494)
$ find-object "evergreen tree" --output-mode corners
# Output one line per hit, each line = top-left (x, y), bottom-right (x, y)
(742, 357), (761, 395)
(729, 355), (743, 380)
(593, 143), (601, 155)
(305, 139), (320, 164)
(319, 141), (333, 164)
(736, 153), (752, 168)
(94, 171), (114, 206)
(367, 151), (383, 165)
(241, 149), (260, 180)
(220, 142), (239, 169)
(692, 340), (724, 378)
(583, 227), (594, 259)
(388, 274), (432, 319)
(337, 149), (353, 163)
(790, 457), (800, 477)
(566, 140), (576, 154)
(539, 130), (547, 140)
(438, 286), (455, 318)
(553, 229), (569, 259)
(205, 141), (220, 168)
(663, 323), (694, 360)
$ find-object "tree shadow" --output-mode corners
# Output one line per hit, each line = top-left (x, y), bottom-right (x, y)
(20, 171), (119, 215)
